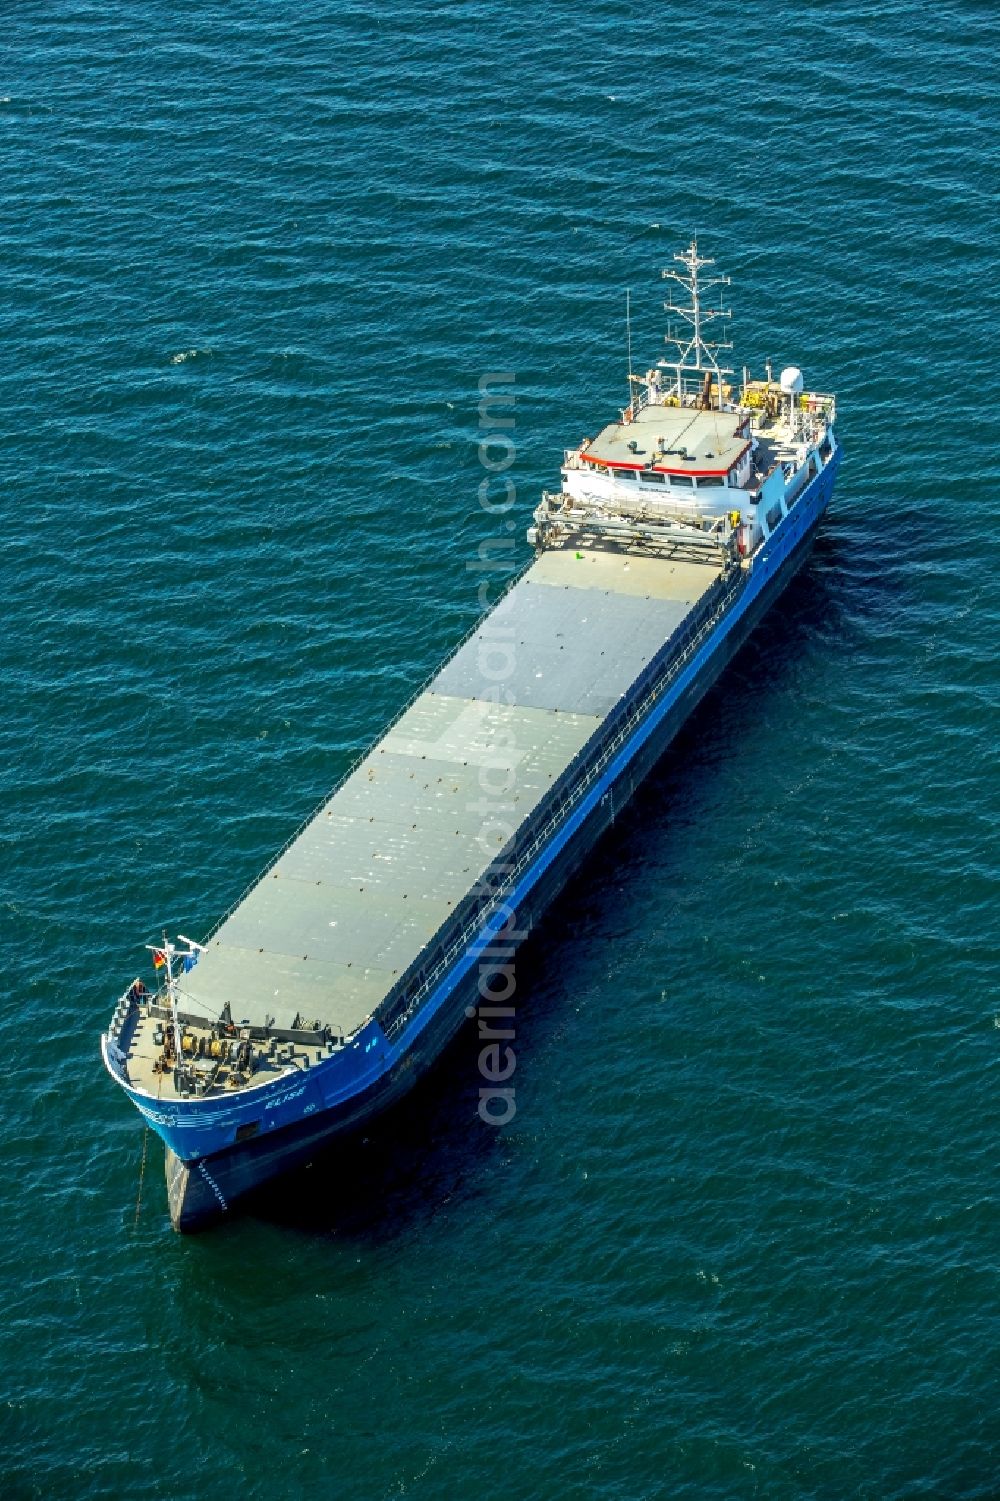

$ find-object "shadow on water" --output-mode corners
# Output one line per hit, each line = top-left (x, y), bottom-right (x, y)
(239, 1022), (510, 1242)
(240, 528), (875, 1242)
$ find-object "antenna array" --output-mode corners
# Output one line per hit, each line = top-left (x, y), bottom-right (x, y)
(660, 240), (734, 399)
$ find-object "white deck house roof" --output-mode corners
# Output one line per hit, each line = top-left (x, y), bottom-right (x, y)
(581, 403), (751, 477)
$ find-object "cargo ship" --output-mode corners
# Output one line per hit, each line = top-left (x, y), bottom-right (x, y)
(102, 243), (841, 1230)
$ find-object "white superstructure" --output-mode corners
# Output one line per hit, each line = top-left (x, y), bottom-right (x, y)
(530, 242), (837, 565)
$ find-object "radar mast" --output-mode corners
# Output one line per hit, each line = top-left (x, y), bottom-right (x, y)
(660, 240), (733, 409)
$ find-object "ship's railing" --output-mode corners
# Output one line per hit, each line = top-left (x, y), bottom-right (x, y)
(377, 561), (749, 1041)
(196, 551), (537, 950)
(624, 382), (651, 419)
(623, 377), (731, 420)
(106, 983), (140, 1051)
(105, 977), (166, 1077)
(802, 392), (836, 422)
(743, 388), (836, 428)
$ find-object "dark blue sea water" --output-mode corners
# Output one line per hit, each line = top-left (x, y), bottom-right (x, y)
(3, 2), (998, 1496)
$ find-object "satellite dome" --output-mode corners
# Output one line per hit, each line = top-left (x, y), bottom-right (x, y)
(779, 366), (804, 395)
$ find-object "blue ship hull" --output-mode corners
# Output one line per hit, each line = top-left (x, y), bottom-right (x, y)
(122, 448), (840, 1229)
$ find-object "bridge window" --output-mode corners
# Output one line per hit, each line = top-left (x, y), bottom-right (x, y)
(671, 474), (695, 489)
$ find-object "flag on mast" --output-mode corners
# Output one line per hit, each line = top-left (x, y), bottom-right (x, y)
(152, 949), (167, 970)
